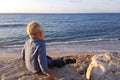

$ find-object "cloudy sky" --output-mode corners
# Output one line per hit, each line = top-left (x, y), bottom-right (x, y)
(0, 0), (120, 13)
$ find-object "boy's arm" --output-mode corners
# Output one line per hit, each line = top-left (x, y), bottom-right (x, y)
(37, 43), (51, 74)
(37, 43), (55, 79)
(21, 45), (25, 61)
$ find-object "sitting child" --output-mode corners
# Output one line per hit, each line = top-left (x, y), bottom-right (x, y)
(21, 21), (76, 79)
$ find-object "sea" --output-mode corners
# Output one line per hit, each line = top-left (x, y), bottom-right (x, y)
(0, 13), (120, 57)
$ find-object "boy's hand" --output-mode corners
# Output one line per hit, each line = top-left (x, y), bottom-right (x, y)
(46, 71), (55, 80)
(21, 59), (25, 66)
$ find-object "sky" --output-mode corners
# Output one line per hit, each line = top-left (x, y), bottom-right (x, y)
(0, 0), (120, 13)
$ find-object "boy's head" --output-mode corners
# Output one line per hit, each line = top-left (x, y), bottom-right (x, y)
(27, 21), (44, 40)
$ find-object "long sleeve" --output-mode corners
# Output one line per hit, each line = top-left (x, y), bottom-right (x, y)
(21, 45), (25, 61)
(37, 43), (51, 74)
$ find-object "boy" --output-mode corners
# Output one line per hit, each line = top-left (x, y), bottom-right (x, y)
(21, 22), (76, 79)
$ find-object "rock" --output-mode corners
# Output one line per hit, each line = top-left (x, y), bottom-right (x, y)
(100, 70), (120, 80)
(86, 52), (120, 80)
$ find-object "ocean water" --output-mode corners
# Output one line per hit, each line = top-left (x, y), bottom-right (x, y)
(0, 13), (120, 55)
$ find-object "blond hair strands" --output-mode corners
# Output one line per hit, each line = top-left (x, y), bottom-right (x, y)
(27, 21), (44, 38)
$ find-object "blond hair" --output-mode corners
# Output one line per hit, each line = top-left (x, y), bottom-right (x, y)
(27, 21), (44, 38)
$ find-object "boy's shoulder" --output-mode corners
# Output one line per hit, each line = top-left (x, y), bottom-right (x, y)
(25, 38), (45, 47)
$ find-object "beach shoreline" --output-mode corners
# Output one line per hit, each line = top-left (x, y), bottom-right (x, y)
(0, 39), (120, 59)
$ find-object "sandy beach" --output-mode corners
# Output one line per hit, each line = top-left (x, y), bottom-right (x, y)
(0, 50), (120, 80)
(0, 50), (94, 80)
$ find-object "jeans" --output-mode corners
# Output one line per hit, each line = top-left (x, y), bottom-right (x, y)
(46, 56), (66, 68)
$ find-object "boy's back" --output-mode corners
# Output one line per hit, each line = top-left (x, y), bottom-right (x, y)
(22, 38), (50, 73)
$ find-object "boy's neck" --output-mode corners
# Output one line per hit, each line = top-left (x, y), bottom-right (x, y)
(30, 37), (44, 41)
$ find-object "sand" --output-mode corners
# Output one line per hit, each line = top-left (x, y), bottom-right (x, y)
(0, 52), (94, 80)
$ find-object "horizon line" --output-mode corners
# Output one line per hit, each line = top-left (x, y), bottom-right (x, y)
(0, 12), (120, 14)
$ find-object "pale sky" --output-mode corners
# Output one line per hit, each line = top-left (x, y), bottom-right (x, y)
(0, 0), (120, 13)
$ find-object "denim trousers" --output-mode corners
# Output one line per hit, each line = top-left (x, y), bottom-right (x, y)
(46, 56), (66, 68)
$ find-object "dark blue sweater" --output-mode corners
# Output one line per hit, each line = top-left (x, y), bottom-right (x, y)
(21, 38), (51, 73)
